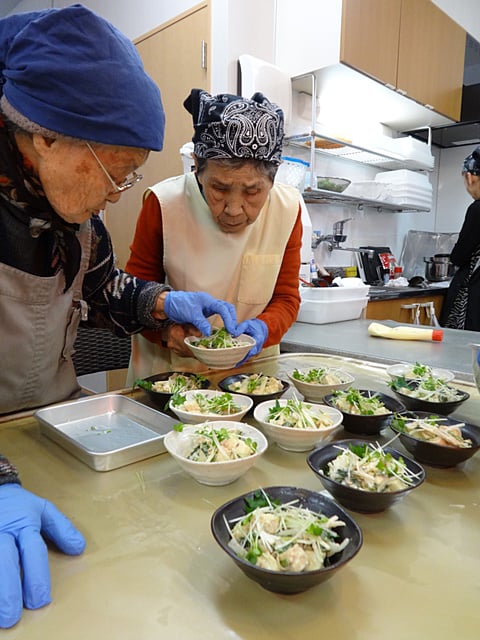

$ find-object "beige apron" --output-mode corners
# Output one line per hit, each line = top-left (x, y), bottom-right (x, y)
(127, 174), (299, 381)
(0, 221), (91, 414)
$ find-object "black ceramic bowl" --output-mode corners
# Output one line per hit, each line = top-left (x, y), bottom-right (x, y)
(217, 373), (289, 407)
(135, 371), (211, 410)
(390, 411), (480, 468)
(211, 485), (362, 594)
(389, 380), (470, 416)
(323, 389), (405, 435)
(307, 439), (425, 513)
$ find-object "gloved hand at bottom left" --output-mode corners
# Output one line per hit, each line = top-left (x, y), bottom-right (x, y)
(0, 483), (86, 629)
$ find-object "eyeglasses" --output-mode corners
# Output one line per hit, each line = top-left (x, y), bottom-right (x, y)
(86, 142), (143, 193)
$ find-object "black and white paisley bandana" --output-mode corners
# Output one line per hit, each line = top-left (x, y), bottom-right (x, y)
(184, 89), (284, 165)
(463, 146), (480, 175)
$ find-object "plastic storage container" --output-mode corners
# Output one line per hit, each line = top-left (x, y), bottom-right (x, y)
(297, 297), (369, 324)
(275, 156), (309, 190)
(297, 283), (370, 324)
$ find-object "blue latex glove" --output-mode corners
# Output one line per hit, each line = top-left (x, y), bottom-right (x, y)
(0, 484), (86, 629)
(232, 318), (268, 365)
(163, 291), (237, 336)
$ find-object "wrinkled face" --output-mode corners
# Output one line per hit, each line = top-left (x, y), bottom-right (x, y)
(31, 135), (148, 224)
(196, 159), (273, 233)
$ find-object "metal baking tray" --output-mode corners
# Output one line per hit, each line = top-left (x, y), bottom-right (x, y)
(34, 394), (177, 472)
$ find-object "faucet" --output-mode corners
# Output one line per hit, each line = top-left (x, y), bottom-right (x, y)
(311, 219), (374, 257)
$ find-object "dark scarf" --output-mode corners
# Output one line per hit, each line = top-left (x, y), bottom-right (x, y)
(0, 117), (81, 290)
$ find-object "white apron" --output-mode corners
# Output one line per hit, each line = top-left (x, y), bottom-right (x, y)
(128, 174), (299, 381)
(0, 221), (91, 414)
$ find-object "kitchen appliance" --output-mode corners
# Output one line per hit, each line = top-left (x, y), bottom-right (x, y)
(424, 254), (455, 282)
(356, 246), (394, 285)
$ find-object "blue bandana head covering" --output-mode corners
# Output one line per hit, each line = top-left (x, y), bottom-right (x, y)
(184, 89), (284, 165)
(463, 146), (480, 175)
(0, 4), (165, 150)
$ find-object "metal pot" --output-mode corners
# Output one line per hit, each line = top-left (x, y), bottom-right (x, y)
(424, 255), (455, 281)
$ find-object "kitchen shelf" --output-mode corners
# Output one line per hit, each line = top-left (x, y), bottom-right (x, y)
(285, 132), (432, 171)
(302, 187), (431, 212)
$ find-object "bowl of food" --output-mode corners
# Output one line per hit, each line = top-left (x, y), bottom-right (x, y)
(169, 389), (253, 424)
(390, 411), (480, 468)
(164, 421), (268, 485)
(252, 397), (343, 452)
(316, 177), (351, 193)
(210, 485), (363, 593)
(388, 377), (469, 415)
(218, 372), (289, 407)
(184, 328), (255, 370)
(386, 362), (454, 383)
(307, 439), (425, 513)
(134, 371), (210, 409)
(323, 388), (405, 435)
(287, 367), (355, 402)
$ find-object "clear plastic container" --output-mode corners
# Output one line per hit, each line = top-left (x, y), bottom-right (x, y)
(275, 156), (309, 190)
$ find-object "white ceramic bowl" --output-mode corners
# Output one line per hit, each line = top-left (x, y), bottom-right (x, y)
(253, 399), (343, 452)
(184, 333), (255, 370)
(169, 389), (253, 424)
(164, 421), (268, 486)
(386, 363), (454, 383)
(287, 368), (355, 402)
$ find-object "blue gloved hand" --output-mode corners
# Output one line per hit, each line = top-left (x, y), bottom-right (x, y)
(163, 291), (237, 336)
(232, 318), (268, 365)
(0, 484), (86, 629)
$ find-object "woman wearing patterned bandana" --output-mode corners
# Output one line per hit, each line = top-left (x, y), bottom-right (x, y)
(0, 7), (239, 628)
(126, 89), (302, 380)
(440, 147), (480, 330)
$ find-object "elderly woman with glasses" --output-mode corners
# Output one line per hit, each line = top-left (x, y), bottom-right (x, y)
(126, 89), (303, 380)
(440, 147), (480, 330)
(0, 6), (238, 628)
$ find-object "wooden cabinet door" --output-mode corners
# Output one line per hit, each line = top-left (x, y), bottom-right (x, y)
(104, 2), (209, 269)
(397, 0), (465, 121)
(366, 295), (444, 324)
(340, 0), (401, 87)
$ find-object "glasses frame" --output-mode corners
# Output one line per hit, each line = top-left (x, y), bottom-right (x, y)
(86, 142), (143, 193)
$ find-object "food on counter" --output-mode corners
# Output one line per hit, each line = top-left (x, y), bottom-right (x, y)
(389, 376), (465, 403)
(135, 372), (207, 394)
(386, 362), (454, 382)
(226, 373), (284, 395)
(368, 322), (444, 342)
(173, 423), (258, 461)
(291, 367), (349, 385)
(405, 362), (437, 380)
(264, 397), (335, 430)
(329, 388), (390, 416)
(391, 414), (472, 448)
(226, 490), (349, 572)
(323, 442), (420, 492)
(171, 391), (242, 416)
(194, 327), (250, 350)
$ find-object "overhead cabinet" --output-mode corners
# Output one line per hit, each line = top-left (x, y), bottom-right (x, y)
(341, 0), (466, 122)
(275, 0), (466, 128)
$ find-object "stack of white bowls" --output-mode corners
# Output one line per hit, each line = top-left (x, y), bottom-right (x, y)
(375, 169), (432, 210)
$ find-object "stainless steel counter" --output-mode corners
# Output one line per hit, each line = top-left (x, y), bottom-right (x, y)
(367, 283), (448, 301)
(282, 319), (479, 382)
(1, 353), (479, 639)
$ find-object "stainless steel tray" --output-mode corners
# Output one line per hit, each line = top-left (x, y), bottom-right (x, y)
(34, 394), (177, 472)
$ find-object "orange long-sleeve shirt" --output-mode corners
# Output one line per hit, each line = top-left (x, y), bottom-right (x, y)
(126, 190), (302, 347)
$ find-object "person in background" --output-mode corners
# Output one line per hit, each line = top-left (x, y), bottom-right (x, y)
(126, 89), (302, 381)
(440, 147), (480, 330)
(0, 6), (238, 628)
